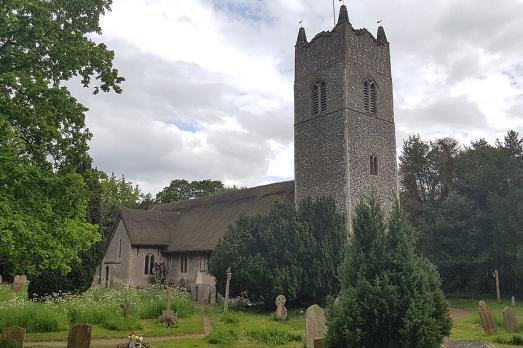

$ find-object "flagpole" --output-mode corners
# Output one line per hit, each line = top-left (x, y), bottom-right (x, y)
(332, 0), (336, 26)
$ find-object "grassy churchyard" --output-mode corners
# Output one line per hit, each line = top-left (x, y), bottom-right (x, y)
(1, 284), (523, 347)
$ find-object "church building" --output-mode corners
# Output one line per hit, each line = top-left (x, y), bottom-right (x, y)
(96, 5), (398, 300)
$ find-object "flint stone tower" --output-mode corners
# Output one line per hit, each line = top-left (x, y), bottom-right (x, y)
(294, 5), (399, 228)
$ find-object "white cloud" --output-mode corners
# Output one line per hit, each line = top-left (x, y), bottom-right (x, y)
(70, 0), (523, 195)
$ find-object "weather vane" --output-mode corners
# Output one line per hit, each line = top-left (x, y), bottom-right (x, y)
(377, 20), (383, 25)
(299, 19), (303, 26)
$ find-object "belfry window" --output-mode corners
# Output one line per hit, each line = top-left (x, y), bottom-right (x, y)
(363, 79), (377, 113)
(312, 81), (327, 115)
(370, 155), (379, 175)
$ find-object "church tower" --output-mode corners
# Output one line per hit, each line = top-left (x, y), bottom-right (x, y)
(294, 5), (399, 227)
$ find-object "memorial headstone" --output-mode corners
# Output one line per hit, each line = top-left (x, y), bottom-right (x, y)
(11, 275), (25, 292)
(274, 295), (288, 321)
(1, 326), (26, 347)
(210, 284), (217, 305)
(479, 301), (497, 335)
(305, 305), (327, 348)
(314, 337), (326, 348)
(503, 306), (518, 332)
(67, 324), (92, 348)
(512, 296), (516, 306)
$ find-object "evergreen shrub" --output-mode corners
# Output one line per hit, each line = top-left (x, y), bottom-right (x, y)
(326, 197), (451, 348)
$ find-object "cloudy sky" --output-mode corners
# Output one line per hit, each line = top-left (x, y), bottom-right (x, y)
(70, 0), (523, 195)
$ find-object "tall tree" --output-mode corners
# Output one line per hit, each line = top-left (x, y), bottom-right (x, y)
(0, 0), (123, 279)
(326, 197), (451, 348)
(209, 198), (346, 305)
(155, 179), (238, 204)
(29, 171), (147, 297)
(401, 131), (523, 296)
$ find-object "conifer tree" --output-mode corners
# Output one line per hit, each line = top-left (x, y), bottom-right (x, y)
(326, 197), (451, 348)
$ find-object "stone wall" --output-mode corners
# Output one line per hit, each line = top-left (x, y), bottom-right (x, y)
(97, 220), (132, 286)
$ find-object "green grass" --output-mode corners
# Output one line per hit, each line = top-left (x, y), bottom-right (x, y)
(5, 284), (523, 348)
(449, 297), (523, 348)
(0, 284), (199, 342)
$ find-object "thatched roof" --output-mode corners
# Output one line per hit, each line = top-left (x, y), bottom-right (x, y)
(119, 181), (295, 252)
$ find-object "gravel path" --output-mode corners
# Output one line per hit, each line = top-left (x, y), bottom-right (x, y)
(443, 339), (495, 348)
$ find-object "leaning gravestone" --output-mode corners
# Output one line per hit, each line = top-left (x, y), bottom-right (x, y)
(274, 295), (288, 321)
(305, 305), (327, 348)
(479, 301), (497, 335)
(67, 324), (92, 348)
(1, 326), (26, 347)
(503, 306), (518, 332)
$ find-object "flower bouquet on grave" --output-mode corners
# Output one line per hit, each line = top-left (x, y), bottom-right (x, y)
(127, 331), (151, 348)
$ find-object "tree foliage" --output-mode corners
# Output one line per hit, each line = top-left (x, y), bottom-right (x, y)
(326, 197), (451, 348)
(155, 179), (239, 204)
(0, 0), (123, 280)
(208, 198), (346, 306)
(28, 171), (146, 297)
(400, 131), (523, 296)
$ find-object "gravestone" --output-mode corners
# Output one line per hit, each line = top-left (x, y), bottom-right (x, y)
(67, 324), (91, 348)
(209, 284), (216, 305)
(512, 296), (516, 306)
(314, 337), (326, 348)
(503, 306), (518, 332)
(274, 295), (288, 321)
(159, 288), (176, 328)
(305, 305), (327, 348)
(1, 326), (26, 347)
(478, 301), (497, 335)
(11, 275), (28, 292)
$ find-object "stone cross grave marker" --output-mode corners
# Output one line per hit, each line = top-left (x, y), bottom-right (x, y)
(274, 295), (288, 321)
(479, 301), (497, 335)
(121, 300), (132, 318)
(67, 324), (92, 348)
(1, 326), (26, 347)
(159, 288), (176, 328)
(224, 267), (232, 312)
(305, 305), (327, 348)
(503, 306), (518, 332)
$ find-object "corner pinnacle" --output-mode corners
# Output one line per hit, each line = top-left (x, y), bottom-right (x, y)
(296, 27), (308, 46)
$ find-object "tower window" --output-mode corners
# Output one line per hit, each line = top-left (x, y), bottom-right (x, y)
(364, 79), (377, 114)
(312, 81), (327, 115)
(370, 155), (379, 175)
